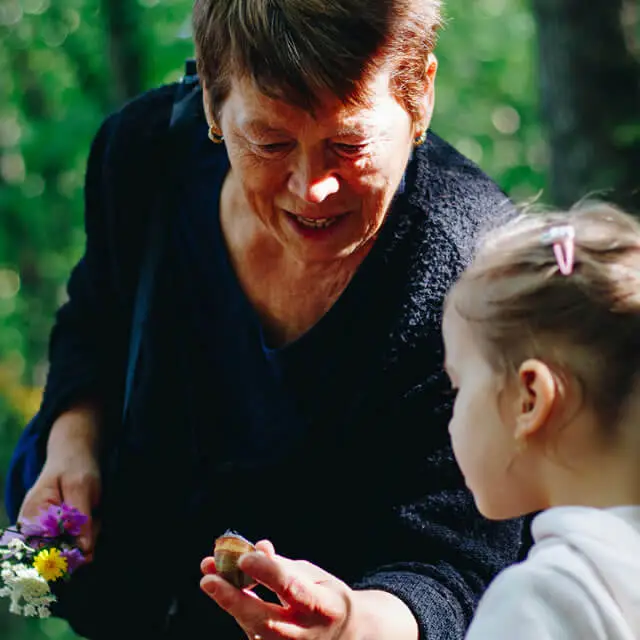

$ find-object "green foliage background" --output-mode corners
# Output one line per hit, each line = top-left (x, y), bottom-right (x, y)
(0, 0), (542, 637)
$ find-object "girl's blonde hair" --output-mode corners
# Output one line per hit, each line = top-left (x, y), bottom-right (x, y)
(448, 202), (640, 431)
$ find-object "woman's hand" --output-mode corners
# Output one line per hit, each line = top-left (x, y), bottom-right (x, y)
(200, 541), (419, 639)
(18, 404), (102, 557)
(201, 540), (353, 639)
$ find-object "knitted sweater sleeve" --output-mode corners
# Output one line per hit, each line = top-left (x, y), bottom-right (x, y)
(33, 86), (176, 454)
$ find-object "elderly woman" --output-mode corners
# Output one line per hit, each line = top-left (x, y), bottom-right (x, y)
(8, 0), (523, 638)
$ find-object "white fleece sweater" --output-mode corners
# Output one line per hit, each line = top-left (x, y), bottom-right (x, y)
(465, 506), (640, 639)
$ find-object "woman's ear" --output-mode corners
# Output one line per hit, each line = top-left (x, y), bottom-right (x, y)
(415, 53), (438, 135)
(514, 359), (556, 443)
(201, 81), (214, 127)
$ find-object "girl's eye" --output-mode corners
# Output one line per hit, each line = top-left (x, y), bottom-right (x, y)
(334, 143), (368, 157)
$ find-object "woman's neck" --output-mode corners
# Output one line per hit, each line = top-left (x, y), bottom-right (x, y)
(219, 176), (371, 347)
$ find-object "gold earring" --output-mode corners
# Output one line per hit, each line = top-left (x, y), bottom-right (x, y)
(413, 130), (427, 147)
(208, 124), (224, 144)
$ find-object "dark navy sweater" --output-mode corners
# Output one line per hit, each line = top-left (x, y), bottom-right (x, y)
(30, 83), (523, 639)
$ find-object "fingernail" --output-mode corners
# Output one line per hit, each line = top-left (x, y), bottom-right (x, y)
(205, 575), (224, 592)
(237, 552), (254, 568)
(201, 576), (215, 594)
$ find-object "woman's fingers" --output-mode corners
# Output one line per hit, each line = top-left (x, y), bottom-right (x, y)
(59, 469), (101, 553)
(238, 553), (347, 620)
(255, 539), (276, 557)
(19, 481), (61, 520)
(201, 555), (217, 575)
(200, 549), (352, 638)
(200, 574), (285, 636)
(17, 452), (101, 556)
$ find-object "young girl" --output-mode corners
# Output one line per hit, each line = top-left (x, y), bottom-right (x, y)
(442, 202), (640, 639)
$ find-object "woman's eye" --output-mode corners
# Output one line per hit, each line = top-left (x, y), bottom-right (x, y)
(255, 142), (291, 154)
(334, 143), (368, 157)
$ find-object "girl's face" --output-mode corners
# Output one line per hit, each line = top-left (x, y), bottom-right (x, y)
(442, 305), (541, 520)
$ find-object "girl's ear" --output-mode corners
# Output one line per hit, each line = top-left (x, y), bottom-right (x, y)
(514, 359), (557, 443)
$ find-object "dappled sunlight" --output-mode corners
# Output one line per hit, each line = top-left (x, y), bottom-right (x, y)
(1, 0), (637, 637)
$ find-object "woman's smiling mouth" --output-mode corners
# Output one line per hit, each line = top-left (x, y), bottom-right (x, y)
(285, 211), (348, 230)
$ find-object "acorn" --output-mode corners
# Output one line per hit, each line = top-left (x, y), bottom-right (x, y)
(213, 530), (257, 589)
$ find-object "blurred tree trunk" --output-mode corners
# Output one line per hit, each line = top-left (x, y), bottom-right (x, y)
(101, 0), (146, 104)
(531, 0), (640, 213)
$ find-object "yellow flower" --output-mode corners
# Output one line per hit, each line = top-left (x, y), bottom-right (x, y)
(33, 548), (68, 582)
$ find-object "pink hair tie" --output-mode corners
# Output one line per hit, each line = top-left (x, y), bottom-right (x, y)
(541, 224), (575, 276)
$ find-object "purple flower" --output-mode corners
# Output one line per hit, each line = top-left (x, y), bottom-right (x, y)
(59, 503), (88, 536)
(19, 516), (55, 539)
(0, 529), (24, 546)
(21, 503), (88, 540)
(43, 503), (88, 537)
(0, 529), (31, 562)
(60, 547), (87, 573)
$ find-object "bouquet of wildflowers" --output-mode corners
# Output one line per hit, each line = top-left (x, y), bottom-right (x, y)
(0, 503), (88, 618)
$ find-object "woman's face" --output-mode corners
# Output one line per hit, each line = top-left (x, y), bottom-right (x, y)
(213, 65), (434, 264)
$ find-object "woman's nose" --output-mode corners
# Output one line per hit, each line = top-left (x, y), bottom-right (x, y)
(287, 154), (340, 204)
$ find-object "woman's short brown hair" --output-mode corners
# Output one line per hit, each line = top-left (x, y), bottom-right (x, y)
(192, 0), (443, 122)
